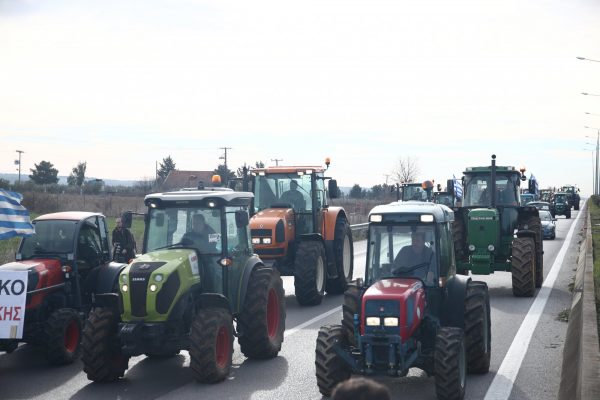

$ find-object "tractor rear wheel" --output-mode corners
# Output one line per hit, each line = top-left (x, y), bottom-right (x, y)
(190, 308), (233, 383)
(520, 216), (543, 288)
(342, 284), (361, 347)
(452, 218), (468, 274)
(44, 308), (82, 365)
(326, 218), (354, 294)
(511, 237), (536, 297)
(294, 241), (327, 306)
(434, 327), (466, 400)
(315, 325), (351, 397)
(82, 307), (129, 382)
(464, 281), (491, 374)
(238, 266), (286, 359)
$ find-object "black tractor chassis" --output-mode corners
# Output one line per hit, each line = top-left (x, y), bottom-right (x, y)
(119, 321), (187, 357)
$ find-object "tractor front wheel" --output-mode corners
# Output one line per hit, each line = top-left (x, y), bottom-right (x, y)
(511, 237), (536, 297)
(238, 266), (286, 359)
(190, 308), (233, 383)
(342, 284), (361, 347)
(44, 308), (82, 365)
(464, 281), (491, 374)
(326, 218), (354, 294)
(82, 307), (129, 382)
(294, 241), (327, 306)
(315, 325), (351, 397)
(434, 327), (466, 400)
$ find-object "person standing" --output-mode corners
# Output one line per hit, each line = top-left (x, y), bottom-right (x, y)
(112, 217), (136, 262)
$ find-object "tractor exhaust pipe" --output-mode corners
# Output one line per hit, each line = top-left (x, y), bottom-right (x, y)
(490, 154), (497, 208)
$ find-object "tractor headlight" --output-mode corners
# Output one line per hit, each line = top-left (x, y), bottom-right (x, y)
(251, 238), (260, 244)
(366, 317), (380, 326)
(384, 317), (399, 327)
(263, 238), (272, 244)
(468, 244), (476, 251)
(149, 284), (158, 292)
(121, 284), (128, 292)
(487, 244), (495, 252)
(121, 274), (128, 283)
(154, 274), (163, 282)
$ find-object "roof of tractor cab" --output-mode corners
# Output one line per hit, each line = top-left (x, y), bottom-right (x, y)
(34, 211), (103, 222)
(369, 201), (454, 223)
(252, 166), (326, 174)
(145, 190), (253, 205)
(464, 165), (518, 173)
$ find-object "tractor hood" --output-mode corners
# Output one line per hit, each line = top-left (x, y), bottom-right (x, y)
(249, 208), (295, 258)
(361, 278), (426, 342)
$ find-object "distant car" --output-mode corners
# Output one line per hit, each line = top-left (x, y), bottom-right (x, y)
(528, 201), (554, 215)
(539, 210), (556, 239)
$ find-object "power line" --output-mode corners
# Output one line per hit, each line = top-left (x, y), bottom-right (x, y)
(271, 158), (283, 166)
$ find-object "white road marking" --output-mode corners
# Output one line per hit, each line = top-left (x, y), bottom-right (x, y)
(284, 306), (341, 338)
(484, 209), (583, 400)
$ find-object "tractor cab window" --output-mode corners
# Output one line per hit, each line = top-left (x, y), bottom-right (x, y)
(367, 224), (438, 287)
(554, 194), (568, 204)
(402, 185), (427, 201)
(19, 220), (77, 260)
(463, 174), (518, 207)
(77, 219), (103, 268)
(225, 206), (250, 254)
(253, 173), (312, 213)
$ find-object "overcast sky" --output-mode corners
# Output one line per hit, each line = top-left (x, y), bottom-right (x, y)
(2, 0), (600, 193)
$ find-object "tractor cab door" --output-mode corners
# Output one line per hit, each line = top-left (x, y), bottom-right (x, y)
(225, 206), (253, 313)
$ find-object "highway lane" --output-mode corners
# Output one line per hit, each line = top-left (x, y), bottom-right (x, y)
(0, 211), (583, 399)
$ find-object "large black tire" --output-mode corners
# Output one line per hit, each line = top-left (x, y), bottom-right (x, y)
(566, 210), (571, 219)
(434, 327), (466, 400)
(511, 237), (536, 297)
(238, 266), (286, 359)
(190, 308), (233, 383)
(315, 325), (351, 397)
(452, 218), (468, 274)
(294, 241), (327, 306)
(82, 307), (129, 382)
(326, 218), (354, 294)
(520, 215), (543, 288)
(464, 281), (491, 374)
(44, 308), (82, 365)
(575, 201), (580, 211)
(341, 284), (361, 347)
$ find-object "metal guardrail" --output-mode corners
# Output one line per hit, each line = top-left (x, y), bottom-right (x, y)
(350, 223), (368, 231)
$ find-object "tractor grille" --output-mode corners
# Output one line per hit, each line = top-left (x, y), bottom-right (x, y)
(129, 261), (166, 317)
(364, 300), (400, 336)
(156, 272), (181, 314)
(251, 229), (272, 237)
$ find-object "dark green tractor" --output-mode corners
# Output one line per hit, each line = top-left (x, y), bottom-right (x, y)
(450, 155), (543, 297)
(81, 189), (285, 383)
(559, 185), (580, 211)
(552, 192), (571, 219)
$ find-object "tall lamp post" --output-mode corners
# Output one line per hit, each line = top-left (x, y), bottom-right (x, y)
(584, 126), (600, 195)
(584, 144), (596, 195)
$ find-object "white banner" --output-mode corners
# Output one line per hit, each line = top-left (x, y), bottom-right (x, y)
(0, 271), (28, 339)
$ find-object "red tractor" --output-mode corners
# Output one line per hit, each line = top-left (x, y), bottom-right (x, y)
(0, 212), (125, 365)
(315, 202), (491, 400)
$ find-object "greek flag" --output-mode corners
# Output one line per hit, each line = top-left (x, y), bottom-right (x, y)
(453, 175), (463, 200)
(0, 190), (34, 240)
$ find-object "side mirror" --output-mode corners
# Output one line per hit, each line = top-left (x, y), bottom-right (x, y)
(328, 179), (339, 199)
(235, 210), (249, 227)
(121, 211), (133, 229)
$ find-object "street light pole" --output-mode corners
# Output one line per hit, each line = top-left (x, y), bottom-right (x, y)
(585, 126), (600, 195)
(15, 150), (24, 184)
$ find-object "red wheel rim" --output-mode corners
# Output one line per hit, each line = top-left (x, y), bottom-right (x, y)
(215, 326), (230, 369)
(267, 288), (280, 339)
(64, 320), (79, 353)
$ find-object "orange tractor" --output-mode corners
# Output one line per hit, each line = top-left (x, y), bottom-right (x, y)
(241, 160), (353, 306)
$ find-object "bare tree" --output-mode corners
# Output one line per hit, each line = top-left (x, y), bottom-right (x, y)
(393, 156), (420, 184)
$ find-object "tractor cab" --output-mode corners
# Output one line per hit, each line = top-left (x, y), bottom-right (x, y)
(401, 182), (433, 202)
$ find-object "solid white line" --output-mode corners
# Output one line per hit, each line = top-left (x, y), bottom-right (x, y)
(484, 209), (583, 400)
(284, 306), (341, 338)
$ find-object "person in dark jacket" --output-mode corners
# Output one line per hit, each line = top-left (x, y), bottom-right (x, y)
(112, 217), (136, 262)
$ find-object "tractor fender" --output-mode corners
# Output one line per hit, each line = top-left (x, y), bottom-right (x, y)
(298, 233), (337, 279)
(196, 293), (231, 314)
(94, 261), (127, 295)
(321, 207), (347, 241)
(516, 229), (537, 240)
(92, 293), (120, 310)
(442, 274), (471, 328)
(237, 255), (265, 312)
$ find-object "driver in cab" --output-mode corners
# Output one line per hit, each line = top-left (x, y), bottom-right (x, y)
(279, 180), (306, 210)
(392, 230), (434, 284)
(182, 214), (218, 253)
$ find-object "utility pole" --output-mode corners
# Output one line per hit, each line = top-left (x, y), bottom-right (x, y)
(15, 150), (24, 183)
(219, 147), (232, 169)
(596, 130), (599, 195)
(271, 158), (283, 166)
(383, 174), (390, 185)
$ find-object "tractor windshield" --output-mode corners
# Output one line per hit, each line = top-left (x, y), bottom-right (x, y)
(554, 194), (568, 204)
(402, 184), (428, 201)
(145, 207), (223, 255)
(366, 224), (437, 286)
(463, 174), (519, 207)
(253, 173), (315, 213)
(19, 220), (77, 259)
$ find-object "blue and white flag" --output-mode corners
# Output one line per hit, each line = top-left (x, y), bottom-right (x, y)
(453, 175), (463, 200)
(0, 190), (34, 240)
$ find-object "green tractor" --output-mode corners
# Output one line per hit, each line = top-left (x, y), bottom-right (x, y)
(81, 189), (286, 383)
(552, 192), (571, 219)
(559, 185), (580, 211)
(450, 155), (543, 297)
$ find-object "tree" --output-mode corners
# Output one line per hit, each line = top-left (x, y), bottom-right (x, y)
(369, 184), (386, 200)
(157, 156), (176, 181)
(349, 184), (365, 199)
(214, 164), (236, 186)
(0, 178), (9, 190)
(393, 156), (420, 184)
(67, 162), (87, 187)
(29, 161), (59, 185)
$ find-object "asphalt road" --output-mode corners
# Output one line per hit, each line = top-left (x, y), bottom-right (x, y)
(0, 208), (584, 400)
